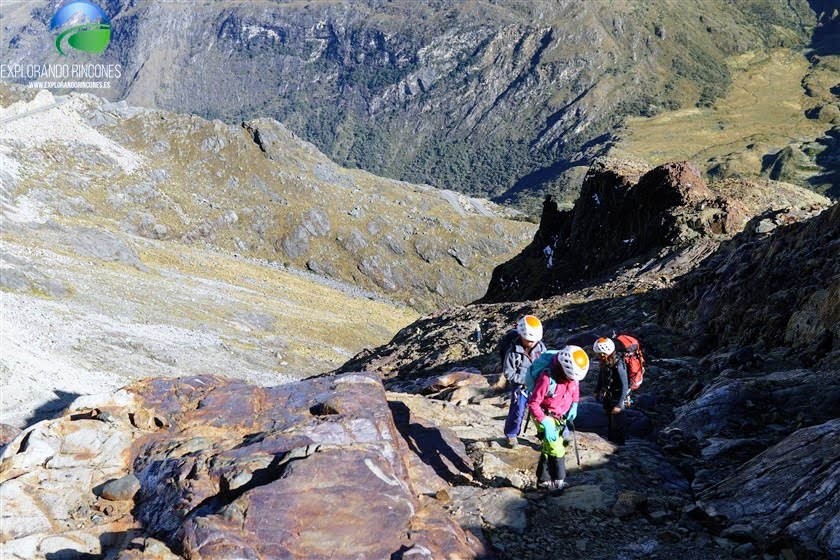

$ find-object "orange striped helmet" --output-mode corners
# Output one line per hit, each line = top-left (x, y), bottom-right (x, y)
(516, 315), (543, 342)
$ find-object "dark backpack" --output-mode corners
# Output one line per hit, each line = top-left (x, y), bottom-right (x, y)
(616, 334), (645, 390)
(497, 329), (520, 368)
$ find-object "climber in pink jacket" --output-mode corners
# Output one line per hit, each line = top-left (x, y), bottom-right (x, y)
(526, 345), (589, 494)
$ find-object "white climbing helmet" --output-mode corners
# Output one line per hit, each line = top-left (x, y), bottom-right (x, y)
(593, 337), (616, 356)
(516, 315), (543, 343)
(553, 345), (590, 381)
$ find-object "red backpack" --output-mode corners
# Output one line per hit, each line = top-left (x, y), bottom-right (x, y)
(616, 334), (645, 390)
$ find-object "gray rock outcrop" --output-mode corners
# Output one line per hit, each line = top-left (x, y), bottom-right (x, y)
(698, 419), (840, 557)
(662, 202), (839, 363)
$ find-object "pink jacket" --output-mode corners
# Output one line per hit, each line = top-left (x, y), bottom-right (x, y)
(527, 373), (579, 423)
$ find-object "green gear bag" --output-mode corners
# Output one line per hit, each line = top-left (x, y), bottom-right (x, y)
(536, 416), (566, 458)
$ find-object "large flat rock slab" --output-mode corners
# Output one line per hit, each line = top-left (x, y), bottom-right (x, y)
(698, 419), (840, 557)
(0, 373), (481, 559)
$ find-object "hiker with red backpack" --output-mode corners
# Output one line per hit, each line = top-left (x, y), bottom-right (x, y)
(593, 335), (645, 445)
(500, 315), (546, 447)
(527, 345), (590, 493)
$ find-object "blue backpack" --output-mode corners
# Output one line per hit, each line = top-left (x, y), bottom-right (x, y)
(525, 350), (558, 396)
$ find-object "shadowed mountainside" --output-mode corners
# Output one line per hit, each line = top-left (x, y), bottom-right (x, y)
(0, 0), (823, 208)
(480, 158), (828, 304)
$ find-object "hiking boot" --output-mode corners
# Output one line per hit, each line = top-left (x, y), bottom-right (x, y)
(505, 436), (518, 448)
(537, 480), (552, 491)
(549, 479), (568, 496)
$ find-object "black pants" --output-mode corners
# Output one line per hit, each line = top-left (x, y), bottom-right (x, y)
(605, 401), (627, 445)
(537, 453), (567, 482)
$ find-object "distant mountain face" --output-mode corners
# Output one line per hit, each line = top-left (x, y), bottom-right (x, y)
(0, 0), (817, 209)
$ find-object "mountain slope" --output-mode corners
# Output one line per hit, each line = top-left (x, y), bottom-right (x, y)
(339, 159), (832, 380)
(332, 163), (838, 558)
(0, 0), (818, 208)
(0, 85), (533, 313)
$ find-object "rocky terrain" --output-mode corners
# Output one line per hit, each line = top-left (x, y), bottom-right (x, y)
(0, 373), (485, 559)
(2, 156), (836, 559)
(0, 84), (532, 313)
(0, 84), (532, 427)
(335, 160), (838, 558)
(1, 4), (838, 557)
(1, 0), (831, 206)
(482, 158), (827, 303)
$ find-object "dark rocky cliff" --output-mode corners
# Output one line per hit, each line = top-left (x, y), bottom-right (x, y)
(481, 159), (828, 303)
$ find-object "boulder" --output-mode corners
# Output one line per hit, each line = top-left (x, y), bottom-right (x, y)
(301, 208), (331, 237)
(242, 118), (297, 160)
(98, 474), (141, 501)
(279, 225), (310, 259)
(0, 374), (481, 559)
(669, 369), (840, 440)
(548, 484), (612, 512)
(69, 227), (146, 270)
(447, 486), (528, 535)
(339, 228), (368, 253)
(476, 451), (528, 489)
(698, 419), (840, 557)
(612, 490), (648, 518)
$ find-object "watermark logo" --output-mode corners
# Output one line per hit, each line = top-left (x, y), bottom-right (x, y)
(50, 1), (111, 56)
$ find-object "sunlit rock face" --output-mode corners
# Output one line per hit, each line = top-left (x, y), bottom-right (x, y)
(0, 373), (484, 559)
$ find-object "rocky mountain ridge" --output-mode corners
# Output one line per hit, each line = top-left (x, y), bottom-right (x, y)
(482, 158), (828, 303)
(0, 84), (533, 312)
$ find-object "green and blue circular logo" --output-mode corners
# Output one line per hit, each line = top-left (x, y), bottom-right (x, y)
(50, 1), (111, 56)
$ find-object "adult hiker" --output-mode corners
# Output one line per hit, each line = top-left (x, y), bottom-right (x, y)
(593, 335), (645, 445)
(501, 315), (546, 447)
(527, 345), (589, 493)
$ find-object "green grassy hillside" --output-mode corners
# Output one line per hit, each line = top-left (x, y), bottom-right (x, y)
(613, 48), (839, 198)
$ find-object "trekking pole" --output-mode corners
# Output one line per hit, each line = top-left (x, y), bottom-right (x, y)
(521, 412), (531, 436)
(569, 419), (581, 466)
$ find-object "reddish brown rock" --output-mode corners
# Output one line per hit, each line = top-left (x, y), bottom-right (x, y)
(0, 373), (481, 559)
(127, 373), (479, 559)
